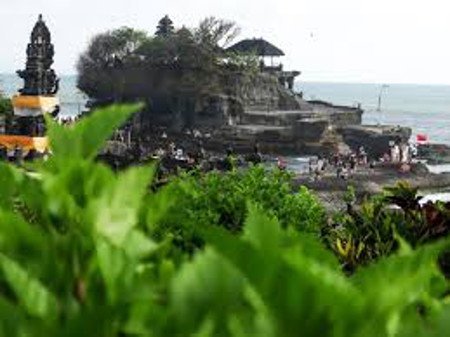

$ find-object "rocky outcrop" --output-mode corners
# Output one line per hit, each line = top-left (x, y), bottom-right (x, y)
(307, 100), (363, 126)
(337, 125), (412, 158)
(227, 72), (300, 112)
(417, 143), (450, 164)
(120, 70), (400, 157)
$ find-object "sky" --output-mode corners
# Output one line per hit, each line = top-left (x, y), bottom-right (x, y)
(0, 0), (449, 84)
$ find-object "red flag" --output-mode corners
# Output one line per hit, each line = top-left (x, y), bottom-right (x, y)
(416, 133), (428, 142)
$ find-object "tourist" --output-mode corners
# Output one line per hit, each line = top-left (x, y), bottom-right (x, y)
(247, 144), (262, 164)
(14, 146), (23, 166)
(410, 142), (418, 159)
(317, 156), (324, 171)
(224, 147), (237, 171)
(175, 148), (184, 161)
(0, 146), (7, 161)
(169, 142), (176, 156)
(391, 143), (400, 163)
(7, 147), (15, 162)
(277, 157), (287, 170)
(399, 162), (411, 173)
(400, 142), (410, 163)
(358, 146), (367, 165)
(349, 154), (357, 176)
(369, 159), (376, 174)
(336, 162), (343, 179)
(341, 163), (349, 180)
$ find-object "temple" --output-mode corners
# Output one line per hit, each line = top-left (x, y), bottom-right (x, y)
(17, 14), (59, 96)
(226, 38), (300, 90)
(155, 15), (175, 38)
(12, 14), (59, 133)
(0, 14), (55, 153)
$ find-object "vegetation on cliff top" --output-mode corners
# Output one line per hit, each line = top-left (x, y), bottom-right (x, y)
(76, 17), (258, 129)
(1, 104), (450, 336)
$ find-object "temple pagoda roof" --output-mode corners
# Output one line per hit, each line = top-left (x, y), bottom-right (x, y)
(226, 38), (285, 56)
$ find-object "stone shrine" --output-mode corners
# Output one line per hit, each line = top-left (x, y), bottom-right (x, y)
(12, 14), (59, 127)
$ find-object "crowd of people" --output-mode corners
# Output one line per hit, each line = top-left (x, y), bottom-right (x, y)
(307, 141), (419, 181)
(58, 115), (80, 126)
(0, 146), (48, 164)
(307, 147), (370, 182)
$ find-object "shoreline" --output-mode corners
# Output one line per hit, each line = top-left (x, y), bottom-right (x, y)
(292, 163), (450, 212)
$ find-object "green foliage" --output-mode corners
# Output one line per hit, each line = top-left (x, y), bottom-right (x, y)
(326, 181), (450, 272)
(0, 96), (13, 131)
(0, 96), (12, 115)
(226, 51), (260, 74)
(0, 105), (450, 336)
(149, 166), (326, 252)
(204, 205), (450, 337)
(46, 103), (143, 161)
(76, 17), (250, 130)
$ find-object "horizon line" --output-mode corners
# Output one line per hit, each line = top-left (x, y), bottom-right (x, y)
(1, 72), (450, 87)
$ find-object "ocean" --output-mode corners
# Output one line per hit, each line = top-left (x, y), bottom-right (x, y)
(0, 73), (86, 117)
(1, 74), (449, 145)
(298, 82), (450, 145)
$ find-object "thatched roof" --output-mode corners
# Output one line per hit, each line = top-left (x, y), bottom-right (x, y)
(226, 38), (285, 56)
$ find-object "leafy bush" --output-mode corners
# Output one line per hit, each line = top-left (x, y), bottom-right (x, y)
(149, 166), (326, 252)
(0, 104), (450, 336)
(326, 181), (450, 272)
(0, 96), (12, 114)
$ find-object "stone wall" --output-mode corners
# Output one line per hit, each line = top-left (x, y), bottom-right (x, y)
(308, 100), (363, 127)
(228, 72), (301, 112)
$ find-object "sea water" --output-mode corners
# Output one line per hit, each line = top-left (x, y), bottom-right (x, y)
(0, 73), (86, 118)
(298, 82), (450, 145)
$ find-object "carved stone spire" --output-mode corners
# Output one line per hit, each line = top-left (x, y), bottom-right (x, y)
(17, 14), (59, 96)
(155, 15), (174, 38)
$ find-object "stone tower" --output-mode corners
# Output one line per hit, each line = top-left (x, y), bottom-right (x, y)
(8, 14), (59, 142)
(17, 14), (59, 96)
(12, 14), (59, 124)
(155, 15), (174, 38)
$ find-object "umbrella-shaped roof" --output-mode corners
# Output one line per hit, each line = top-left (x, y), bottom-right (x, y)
(226, 38), (285, 56)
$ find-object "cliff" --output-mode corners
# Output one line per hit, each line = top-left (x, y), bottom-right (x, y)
(196, 71), (366, 155)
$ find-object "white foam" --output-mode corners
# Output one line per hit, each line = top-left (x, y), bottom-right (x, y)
(420, 192), (450, 204)
(426, 164), (450, 174)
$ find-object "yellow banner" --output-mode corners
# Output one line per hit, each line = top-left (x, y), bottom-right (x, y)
(0, 135), (49, 153)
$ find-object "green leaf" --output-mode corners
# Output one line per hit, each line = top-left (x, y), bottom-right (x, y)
(0, 296), (26, 337)
(204, 215), (360, 337)
(46, 103), (143, 160)
(146, 182), (180, 230)
(96, 239), (132, 304)
(0, 210), (48, 261)
(0, 253), (58, 319)
(171, 248), (248, 335)
(0, 163), (20, 208)
(92, 165), (154, 246)
(123, 230), (158, 259)
(242, 202), (282, 253)
(352, 240), (449, 336)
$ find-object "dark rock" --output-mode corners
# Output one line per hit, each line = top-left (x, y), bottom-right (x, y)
(337, 125), (412, 159)
(417, 143), (450, 164)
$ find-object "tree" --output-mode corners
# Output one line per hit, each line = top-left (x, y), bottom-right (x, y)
(76, 17), (242, 130)
(194, 17), (240, 49)
(0, 96), (12, 116)
(0, 95), (13, 132)
(77, 27), (149, 98)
